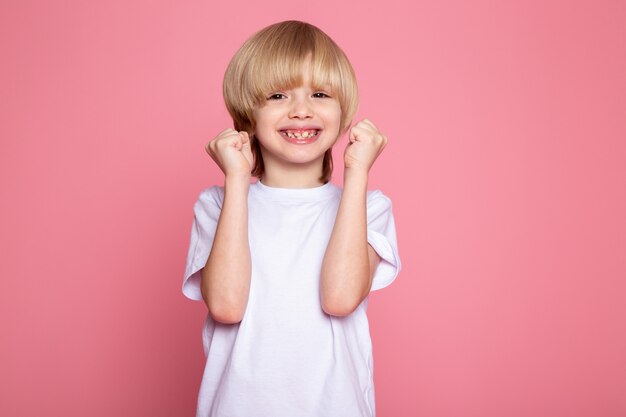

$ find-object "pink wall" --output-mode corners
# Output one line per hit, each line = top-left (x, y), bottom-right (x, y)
(1, 0), (625, 416)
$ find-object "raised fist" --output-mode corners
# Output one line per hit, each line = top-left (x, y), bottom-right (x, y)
(205, 128), (254, 177)
(344, 119), (387, 172)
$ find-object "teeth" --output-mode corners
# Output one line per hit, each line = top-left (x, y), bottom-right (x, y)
(284, 130), (318, 139)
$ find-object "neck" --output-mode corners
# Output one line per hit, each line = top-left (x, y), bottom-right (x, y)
(259, 155), (326, 189)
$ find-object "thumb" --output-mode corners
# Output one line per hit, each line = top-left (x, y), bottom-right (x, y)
(240, 132), (252, 151)
(348, 124), (360, 144)
(240, 132), (254, 166)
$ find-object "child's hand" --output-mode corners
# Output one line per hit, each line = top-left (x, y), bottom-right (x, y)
(205, 128), (254, 178)
(344, 119), (387, 172)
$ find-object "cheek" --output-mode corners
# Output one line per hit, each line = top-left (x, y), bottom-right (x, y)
(330, 110), (343, 131)
(333, 106), (342, 125)
(254, 108), (281, 127)
(321, 104), (342, 124)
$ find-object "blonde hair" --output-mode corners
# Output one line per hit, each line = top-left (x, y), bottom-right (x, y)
(223, 20), (359, 183)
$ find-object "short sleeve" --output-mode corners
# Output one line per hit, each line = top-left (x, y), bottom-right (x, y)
(367, 190), (401, 291)
(182, 186), (224, 300)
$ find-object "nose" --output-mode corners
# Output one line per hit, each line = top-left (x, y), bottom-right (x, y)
(288, 95), (312, 119)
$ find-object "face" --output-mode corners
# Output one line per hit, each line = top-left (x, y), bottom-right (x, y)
(252, 63), (342, 173)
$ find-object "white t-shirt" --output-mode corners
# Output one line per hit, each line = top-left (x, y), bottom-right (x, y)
(183, 180), (401, 417)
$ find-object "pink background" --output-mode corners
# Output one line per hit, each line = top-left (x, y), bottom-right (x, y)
(1, 0), (625, 416)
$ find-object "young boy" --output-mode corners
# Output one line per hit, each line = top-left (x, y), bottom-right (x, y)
(183, 20), (401, 416)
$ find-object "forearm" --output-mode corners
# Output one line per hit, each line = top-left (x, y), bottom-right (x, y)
(320, 168), (371, 316)
(201, 175), (251, 323)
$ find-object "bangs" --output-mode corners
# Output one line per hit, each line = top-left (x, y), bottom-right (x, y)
(247, 45), (344, 103)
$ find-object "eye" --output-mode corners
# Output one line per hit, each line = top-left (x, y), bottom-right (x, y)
(267, 93), (286, 100)
(312, 92), (330, 98)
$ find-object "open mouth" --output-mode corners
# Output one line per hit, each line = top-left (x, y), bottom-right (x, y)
(279, 129), (320, 140)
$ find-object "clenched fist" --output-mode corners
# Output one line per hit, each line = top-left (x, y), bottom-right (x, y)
(344, 119), (387, 172)
(205, 128), (254, 178)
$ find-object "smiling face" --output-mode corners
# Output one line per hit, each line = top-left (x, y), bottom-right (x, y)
(222, 21), (359, 182)
(252, 63), (342, 175)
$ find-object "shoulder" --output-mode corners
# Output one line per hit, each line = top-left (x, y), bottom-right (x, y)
(366, 189), (393, 210)
(197, 185), (224, 204)
(194, 185), (225, 214)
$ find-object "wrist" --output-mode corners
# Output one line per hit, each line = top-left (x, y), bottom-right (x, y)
(343, 168), (368, 192)
(343, 167), (369, 182)
(224, 173), (251, 188)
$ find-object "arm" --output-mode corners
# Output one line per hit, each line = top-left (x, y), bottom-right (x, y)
(320, 168), (381, 316)
(320, 119), (388, 317)
(201, 129), (253, 324)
